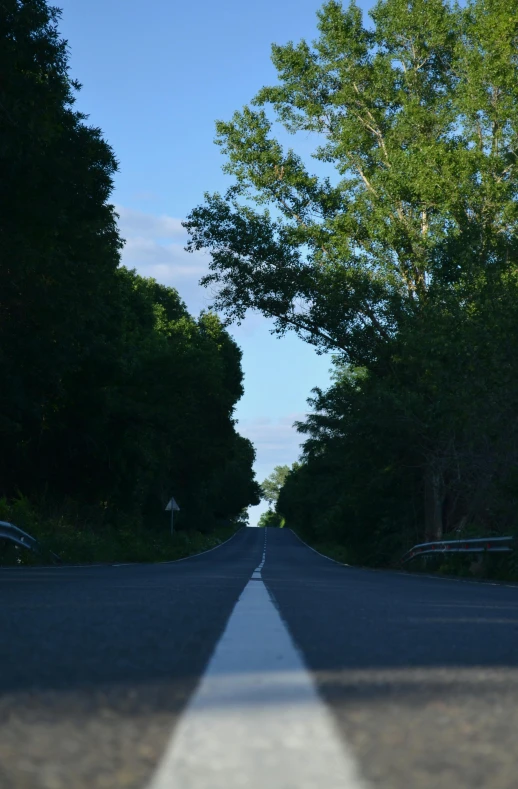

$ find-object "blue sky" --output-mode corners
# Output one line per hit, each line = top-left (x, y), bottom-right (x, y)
(57, 0), (373, 524)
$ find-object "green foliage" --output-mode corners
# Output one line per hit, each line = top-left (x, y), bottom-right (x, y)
(257, 509), (284, 528)
(0, 494), (241, 566)
(277, 278), (518, 565)
(0, 0), (259, 556)
(186, 0), (518, 363)
(187, 0), (518, 564)
(260, 464), (296, 505)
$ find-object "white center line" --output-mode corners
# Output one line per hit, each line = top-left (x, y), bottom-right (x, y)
(146, 531), (368, 789)
(253, 528), (267, 576)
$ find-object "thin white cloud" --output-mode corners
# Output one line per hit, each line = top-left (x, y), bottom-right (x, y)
(123, 237), (208, 278)
(116, 206), (212, 313)
(116, 206), (185, 240)
(116, 205), (272, 324)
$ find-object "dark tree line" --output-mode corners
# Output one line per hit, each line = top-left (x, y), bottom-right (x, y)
(186, 0), (518, 562)
(0, 0), (260, 533)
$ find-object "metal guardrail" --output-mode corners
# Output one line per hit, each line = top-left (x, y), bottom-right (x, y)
(401, 536), (514, 564)
(0, 521), (60, 563)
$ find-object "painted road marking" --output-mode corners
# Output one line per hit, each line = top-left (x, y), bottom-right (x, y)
(252, 528), (267, 577)
(146, 548), (368, 788)
(0, 528), (245, 574)
(290, 528), (350, 566)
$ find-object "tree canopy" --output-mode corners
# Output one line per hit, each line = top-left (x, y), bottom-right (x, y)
(261, 465), (293, 505)
(186, 0), (518, 362)
(186, 0), (518, 559)
(0, 0), (260, 538)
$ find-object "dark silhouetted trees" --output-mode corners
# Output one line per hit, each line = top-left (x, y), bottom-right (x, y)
(0, 0), (260, 534)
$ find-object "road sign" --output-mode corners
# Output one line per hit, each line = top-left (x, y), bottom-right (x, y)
(165, 497), (180, 535)
(165, 498), (180, 512)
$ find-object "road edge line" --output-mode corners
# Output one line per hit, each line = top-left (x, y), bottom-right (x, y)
(289, 528), (350, 566)
(0, 527), (245, 572)
(159, 526), (244, 565)
(289, 529), (518, 588)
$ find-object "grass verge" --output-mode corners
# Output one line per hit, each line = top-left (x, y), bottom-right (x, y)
(0, 517), (241, 567)
(290, 530), (353, 565)
(290, 527), (518, 582)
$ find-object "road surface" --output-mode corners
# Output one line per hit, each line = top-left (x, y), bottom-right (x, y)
(2, 527), (518, 788)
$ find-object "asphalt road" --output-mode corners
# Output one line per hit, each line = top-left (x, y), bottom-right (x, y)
(2, 527), (518, 788)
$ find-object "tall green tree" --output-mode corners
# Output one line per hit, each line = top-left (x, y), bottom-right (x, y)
(261, 464), (295, 505)
(186, 0), (518, 361)
(185, 0), (518, 545)
(0, 0), (122, 492)
(0, 0), (260, 535)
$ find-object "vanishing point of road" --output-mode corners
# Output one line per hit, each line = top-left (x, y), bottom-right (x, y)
(2, 527), (518, 788)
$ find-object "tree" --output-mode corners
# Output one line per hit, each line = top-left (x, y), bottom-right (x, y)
(261, 465), (293, 506)
(185, 0), (518, 545)
(31, 268), (261, 530)
(186, 0), (518, 365)
(0, 0), (122, 493)
(0, 0), (261, 537)
(257, 509), (284, 528)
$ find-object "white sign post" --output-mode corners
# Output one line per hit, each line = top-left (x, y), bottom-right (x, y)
(165, 497), (180, 535)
